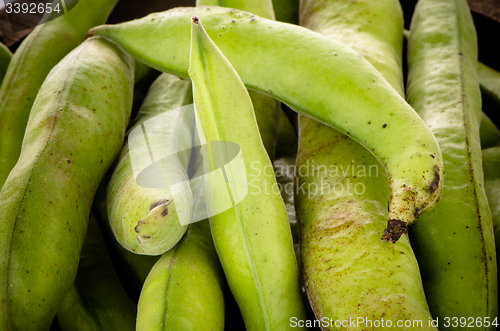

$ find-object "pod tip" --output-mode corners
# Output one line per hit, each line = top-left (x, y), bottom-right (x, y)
(192, 15), (200, 24)
(381, 219), (408, 243)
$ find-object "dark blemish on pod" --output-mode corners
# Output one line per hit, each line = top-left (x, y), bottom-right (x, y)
(231, 20), (235, 23)
(150, 199), (169, 211)
(428, 170), (440, 193)
(430, 154), (435, 158)
(161, 208), (168, 217)
(192, 16), (200, 24)
(413, 207), (420, 219)
(382, 124), (387, 128)
(144, 235), (151, 239)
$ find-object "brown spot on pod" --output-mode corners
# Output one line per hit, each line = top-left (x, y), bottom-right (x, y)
(428, 170), (440, 193)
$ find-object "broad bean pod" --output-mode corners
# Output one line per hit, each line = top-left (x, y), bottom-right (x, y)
(87, 6), (444, 240)
(188, 17), (306, 329)
(407, 0), (497, 324)
(0, 36), (134, 330)
(296, 0), (436, 328)
(106, 73), (193, 255)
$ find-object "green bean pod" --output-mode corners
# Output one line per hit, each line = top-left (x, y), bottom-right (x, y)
(296, 0), (436, 328)
(407, 0), (497, 324)
(106, 73), (193, 256)
(88, 6), (444, 242)
(0, 36), (134, 331)
(57, 214), (136, 331)
(196, 0), (281, 160)
(0, 42), (12, 84)
(0, 0), (119, 189)
(188, 17), (306, 329)
(137, 219), (225, 330)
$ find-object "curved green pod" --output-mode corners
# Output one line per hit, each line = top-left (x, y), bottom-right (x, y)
(57, 215), (136, 331)
(296, 0), (436, 328)
(0, 36), (134, 331)
(106, 73), (193, 256)
(0, 0), (119, 189)
(189, 17), (306, 329)
(196, 0), (281, 160)
(88, 6), (443, 242)
(137, 220), (225, 330)
(0, 42), (12, 84)
(407, 0), (497, 325)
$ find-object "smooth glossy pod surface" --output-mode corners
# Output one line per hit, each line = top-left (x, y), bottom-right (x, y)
(188, 17), (306, 329)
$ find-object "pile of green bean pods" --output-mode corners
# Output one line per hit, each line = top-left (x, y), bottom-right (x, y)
(0, 0), (499, 329)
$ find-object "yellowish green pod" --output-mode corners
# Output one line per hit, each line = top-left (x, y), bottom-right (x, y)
(0, 36), (134, 331)
(296, 0), (436, 328)
(407, 0), (497, 324)
(137, 220), (225, 330)
(106, 73), (193, 256)
(57, 215), (136, 331)
(188, 16), (306, 329)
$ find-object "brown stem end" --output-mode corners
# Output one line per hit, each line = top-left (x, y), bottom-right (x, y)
(381, 219), (408, 243)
